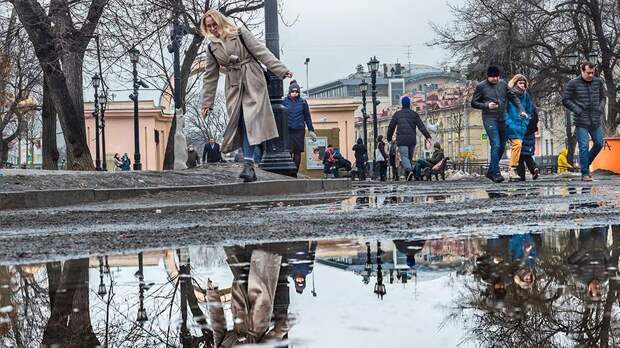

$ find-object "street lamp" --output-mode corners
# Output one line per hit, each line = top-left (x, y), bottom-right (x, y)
(588, 50), (599, 64)
(259, 0), (297, 176)
(304, 58), (311, 98)
(99, 91), (108, 170)
(92, 74), (102, 171)
(128, 48), (148, 171)
(567, 52), (579, 72)
(367, 56), (380, 165)
(374, 241), (386, 299)
(359, 80), (369, 151)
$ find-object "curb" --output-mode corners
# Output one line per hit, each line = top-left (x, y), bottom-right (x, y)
(0, 179), (351, 211)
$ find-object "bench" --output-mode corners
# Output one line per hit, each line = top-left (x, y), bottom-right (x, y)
(424, 157), (450, 181)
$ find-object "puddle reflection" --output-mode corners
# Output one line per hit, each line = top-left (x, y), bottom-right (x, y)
(2, 226), (620, 347)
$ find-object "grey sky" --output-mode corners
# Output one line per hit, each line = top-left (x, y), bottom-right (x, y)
(279, 0), (461, 90)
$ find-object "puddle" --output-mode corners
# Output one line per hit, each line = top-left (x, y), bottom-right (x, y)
(2, 225), (620, 347)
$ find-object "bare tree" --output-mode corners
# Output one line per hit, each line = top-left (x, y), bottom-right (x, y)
(184, 91), (227, 147)
(6, 0), (110, 171)
(430, 0), (620, 140)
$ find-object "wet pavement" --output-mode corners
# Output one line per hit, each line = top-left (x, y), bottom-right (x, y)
(2, 226), (620, 347)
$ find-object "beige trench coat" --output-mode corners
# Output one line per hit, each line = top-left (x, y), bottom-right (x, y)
(201, 28), (289, 154)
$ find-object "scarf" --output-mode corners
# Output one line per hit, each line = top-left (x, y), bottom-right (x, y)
(512, 85), (526, 97)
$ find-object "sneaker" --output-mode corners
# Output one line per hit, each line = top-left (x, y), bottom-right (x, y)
(508, 167), (520, 181)
(532, 168), (540, 180)
(581, 175), (592, 182)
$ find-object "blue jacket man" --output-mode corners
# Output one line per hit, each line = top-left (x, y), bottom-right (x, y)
(283, 80), (317, 175)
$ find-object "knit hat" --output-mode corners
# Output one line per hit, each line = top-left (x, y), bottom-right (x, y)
(401, 96), (411, 109)
(289, 80), (301, 93)
(487, 66), (501, 77)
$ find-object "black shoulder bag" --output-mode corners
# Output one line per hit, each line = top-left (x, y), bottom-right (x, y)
(238, 32), (272, 86)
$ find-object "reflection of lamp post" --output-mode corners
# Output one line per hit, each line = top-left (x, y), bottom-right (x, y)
(359, 80), (369, 151)
(363, 241), (372, 284)
(136, 252), (148, 324)
(97, 256), (107, 298)
(374, 241), (386, 299)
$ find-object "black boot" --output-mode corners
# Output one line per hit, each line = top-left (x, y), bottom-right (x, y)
(239, 162), (257, 183)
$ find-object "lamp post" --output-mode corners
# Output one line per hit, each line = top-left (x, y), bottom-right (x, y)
(367, 57), (380, 160)
(92, 74), (102, 171)
(359, 79), (369, 151)
(566, 51), (580, 165)
(259, 0), (297, 176)
(129, 48), (148, 171)
(374, 241), (386, 299)
(99, 91), (108, 171)
(304, 58), (310, 98)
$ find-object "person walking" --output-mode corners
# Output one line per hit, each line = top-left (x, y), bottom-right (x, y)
(375, 135), (388, 181)
(387, 96), (432, 181)
(283, 80), (317, 176)
(505, 74), (537, 181)
(471, 66), (527, 183)
(352, 138), (368, 181)
(516, 104), (540, 181)
(200, 9), (293, 183)
(186, 145), (200, 168)
(562, 61), (606, 181)
(389, 139), (399, 181)
(203, 138), (223, 163)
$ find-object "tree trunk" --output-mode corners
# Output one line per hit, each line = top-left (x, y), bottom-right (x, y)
(42, 76), (59, 170)
(0, 141), (7, 168)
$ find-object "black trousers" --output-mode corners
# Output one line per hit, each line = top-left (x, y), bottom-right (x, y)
(516, 155), (537, 179)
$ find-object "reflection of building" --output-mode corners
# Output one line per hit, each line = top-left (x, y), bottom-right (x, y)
(84, 100), (173, 171)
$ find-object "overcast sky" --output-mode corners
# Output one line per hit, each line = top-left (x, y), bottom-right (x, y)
(278, 0), (461, 90)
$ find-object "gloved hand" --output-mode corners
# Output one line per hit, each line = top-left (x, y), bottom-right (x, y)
(308, 131), (317, 141)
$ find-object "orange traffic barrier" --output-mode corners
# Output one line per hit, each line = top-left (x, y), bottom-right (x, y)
(592, 137), (620, 174)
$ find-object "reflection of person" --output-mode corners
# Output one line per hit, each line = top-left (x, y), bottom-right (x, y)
(207, 246), (286, 346)
(200, 9), (293, 183)
(474, 236), (514, 305)
(393, 239), (426, 283)
(283, 80), (317, 176)
(567, 227), (610, 301)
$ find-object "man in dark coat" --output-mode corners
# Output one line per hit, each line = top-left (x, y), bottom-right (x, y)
(387, 96), (432, 181)
(352, 138), (368, 181)
(562, 61), (606, 181)
(186, 145), (200, 168)
(283, 80), (317, 176)
(471, 66), (526, 183)
(413, 142), (444, 180)
(202, 138), (223, 163)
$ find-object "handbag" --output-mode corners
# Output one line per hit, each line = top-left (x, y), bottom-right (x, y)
(238, 33), (272, 86)
(375, 148), (385, 162)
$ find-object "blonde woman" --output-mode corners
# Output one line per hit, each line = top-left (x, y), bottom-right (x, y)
(505, 74), (537, 181)
(200, 10), (293, 182)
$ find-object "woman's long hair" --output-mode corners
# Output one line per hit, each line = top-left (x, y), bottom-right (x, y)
(508, 74), (529, 89)
(200, 9), (238, 41)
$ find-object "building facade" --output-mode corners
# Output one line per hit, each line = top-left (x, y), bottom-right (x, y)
(84, 100), (173, 171)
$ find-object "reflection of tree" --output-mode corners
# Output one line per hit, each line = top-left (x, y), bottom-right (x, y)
(448, 228), (620, 347)
(42, 258), (100, 347)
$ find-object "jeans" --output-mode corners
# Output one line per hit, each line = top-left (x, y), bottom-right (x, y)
(239, 112), (261, 164)
(575, 126), (604, 176)
(398, 145), (415, 171)
(377, 161), (387, 181)
(414, 160), (431, 179)
(483, 118), (507, 176)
